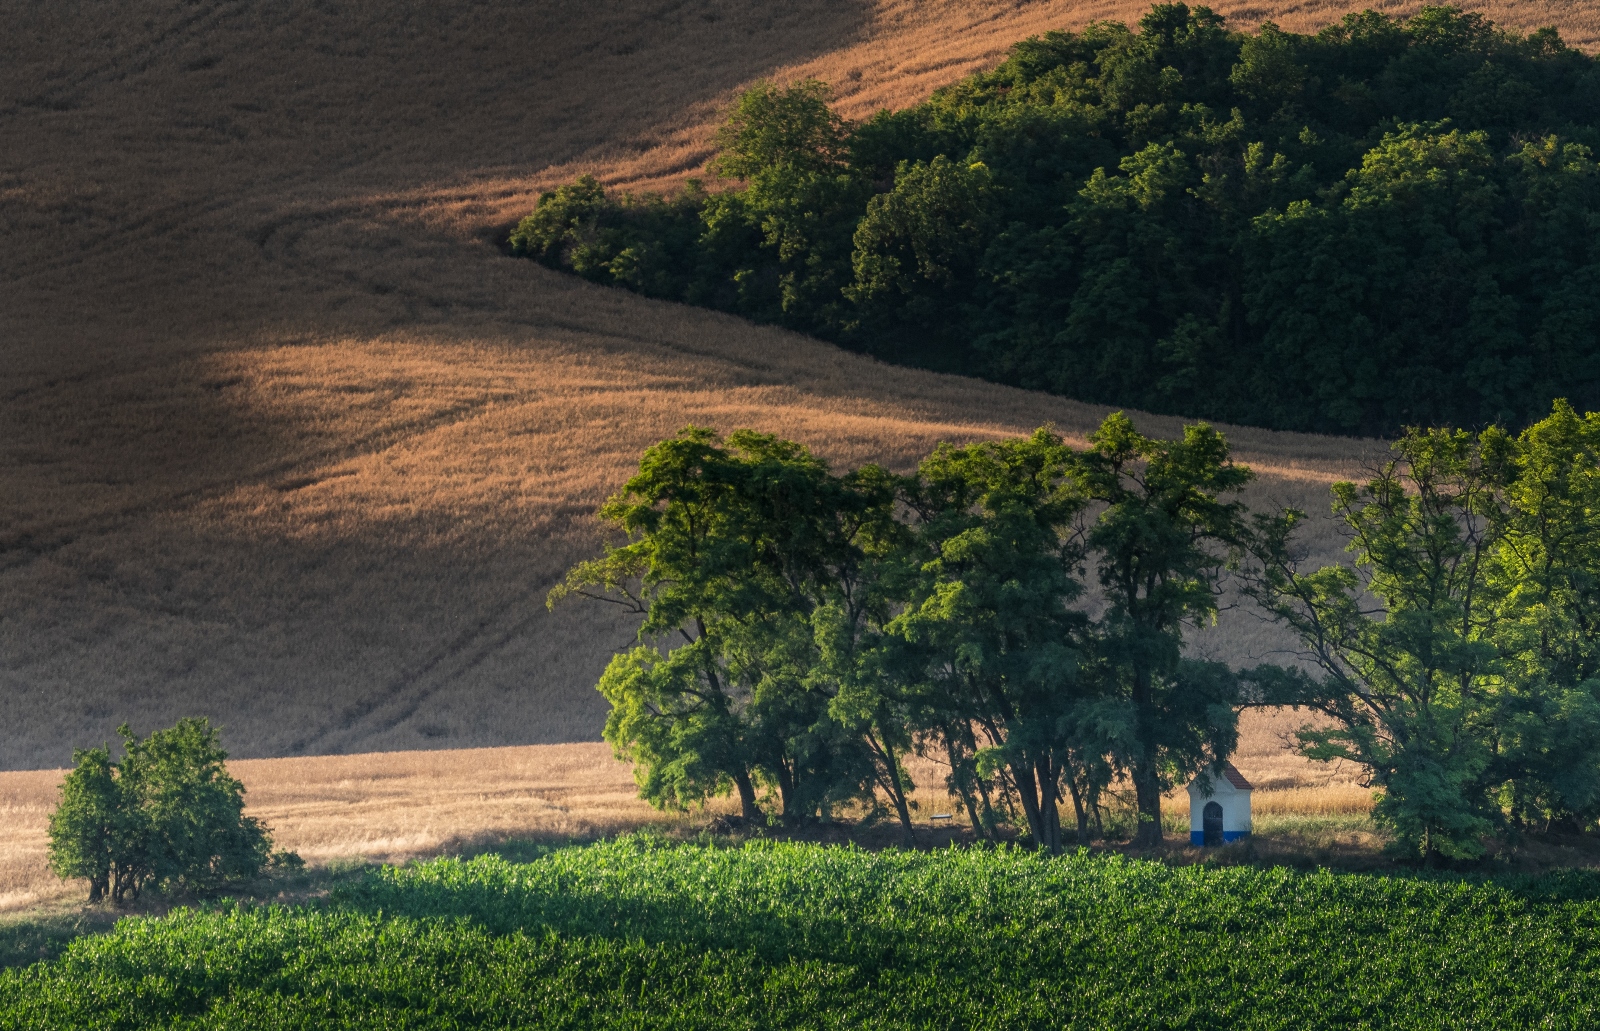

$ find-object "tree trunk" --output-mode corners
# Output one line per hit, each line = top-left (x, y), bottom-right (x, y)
(888, 776), (917, 848)
(1065, 773), (1090, 846)
(973, 763), (1003, 841)
(1131, 663), (1162, 847)
(863, 727), (917, 847)
(112, 863), (135, 904)
(956, 725), (1003, 841)
(876, 734), (917, 849)
(777, 762), (802, 826)
(946, 737), (988, 840)
(1132, 763), (1164, 847)
(1010, 759), (1047, 848)
(734, 769), (760, 822)
(1034, 758), (1062, 853)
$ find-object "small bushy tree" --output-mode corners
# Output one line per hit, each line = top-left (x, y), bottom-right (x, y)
(48, 719), (292, 903)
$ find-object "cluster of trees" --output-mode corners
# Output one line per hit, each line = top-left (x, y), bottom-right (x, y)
(1248, 401), (1600, 858)
(557, 403), (1600, 861)
(49, 719), (297, 903)
(513, 5), (1600, 437)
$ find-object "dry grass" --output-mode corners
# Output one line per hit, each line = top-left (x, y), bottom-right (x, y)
(5, 0), (1597, 771)
(0, 742), (702, 913)
(0, 706), (1371, 913)
(0, 771), (66, 913)
(1165, 705), (1374, 824)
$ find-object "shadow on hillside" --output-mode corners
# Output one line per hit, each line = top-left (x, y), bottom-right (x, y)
(0, 0), (1391, 772)
(0, 0), (883, 768)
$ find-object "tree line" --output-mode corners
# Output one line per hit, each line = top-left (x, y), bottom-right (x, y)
(513, 4), (1600, 437)
(555, 403), (1600, 861)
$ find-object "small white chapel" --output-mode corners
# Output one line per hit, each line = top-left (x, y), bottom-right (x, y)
(1187, 762), (1252, 846)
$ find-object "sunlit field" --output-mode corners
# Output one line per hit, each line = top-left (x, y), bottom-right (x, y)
(7, 5), (1600, 1023)
(5, 0), (1594, 768)
(0, 708), (1366, 915)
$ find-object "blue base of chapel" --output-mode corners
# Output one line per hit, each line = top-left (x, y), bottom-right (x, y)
(1190, 831), (1250, 846)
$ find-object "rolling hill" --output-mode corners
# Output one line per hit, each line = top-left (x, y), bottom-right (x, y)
(4, 0), (1596, 770)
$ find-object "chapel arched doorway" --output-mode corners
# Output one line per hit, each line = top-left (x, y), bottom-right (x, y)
(1202, 801), (1224, 847)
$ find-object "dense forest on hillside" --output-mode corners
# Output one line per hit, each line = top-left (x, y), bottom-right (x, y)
(514, 4), (1600, 436)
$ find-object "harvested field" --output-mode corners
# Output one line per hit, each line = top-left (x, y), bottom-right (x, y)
(5, 0), (1598, 771)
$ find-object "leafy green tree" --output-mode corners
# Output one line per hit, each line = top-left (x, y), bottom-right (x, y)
(1246, 426), (1512, 859)
(804, 467), (921, 845)
(1247, 122), (1517, 433)
(1073, 413), (1253, 846)
(553, 428), (782, 820)
(846, 155), (997, 365)
(711, 80), (850, 181)
(1503, 138), (1600, 422)
(552, 428), (900, 828)
(572, 409), (1600, 857)
(1484, 401), (1600, 829)
(120, 719), (275, 893)
(48, 720), (284, 902)
(1247, 402), (1600, 859)
(509, 175), (709, 297)
(889, 429), (1091, 851)
(1062, 140), (1206, 410)
(1229, 22), (1307, 111)
(813, 610), (921, 846)
(701, 81), (870, 331)
(508, 174), (609, 267)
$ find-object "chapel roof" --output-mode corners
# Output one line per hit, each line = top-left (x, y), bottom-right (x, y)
(1221, 762), (1252, 791)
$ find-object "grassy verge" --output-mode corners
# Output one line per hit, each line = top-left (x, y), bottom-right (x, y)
(0, 858), (371, 970)
(3, 836), (1598, 1029)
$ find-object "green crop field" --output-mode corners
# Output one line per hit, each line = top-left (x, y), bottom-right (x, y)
(2, 838), (1598, 1029)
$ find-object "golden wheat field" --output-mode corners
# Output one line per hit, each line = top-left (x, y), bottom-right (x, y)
(3, 0), (1594, 888)
(0, 707), (1366, 912)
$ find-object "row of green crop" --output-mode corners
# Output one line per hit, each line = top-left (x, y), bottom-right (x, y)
(3, 839), (1598, 1029)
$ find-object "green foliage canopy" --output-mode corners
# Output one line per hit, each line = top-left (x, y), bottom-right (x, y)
(513, 5), (1600, 436)
(566, 402), (1600, 859)
(890, 428), (1092, 850)
(1074, 414), (1256, 844)
(556, 415), (1257, 848)
(550, 428), (909, 834)
(47, 719), (289, 903)
(1246, 401), (1600, 859)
